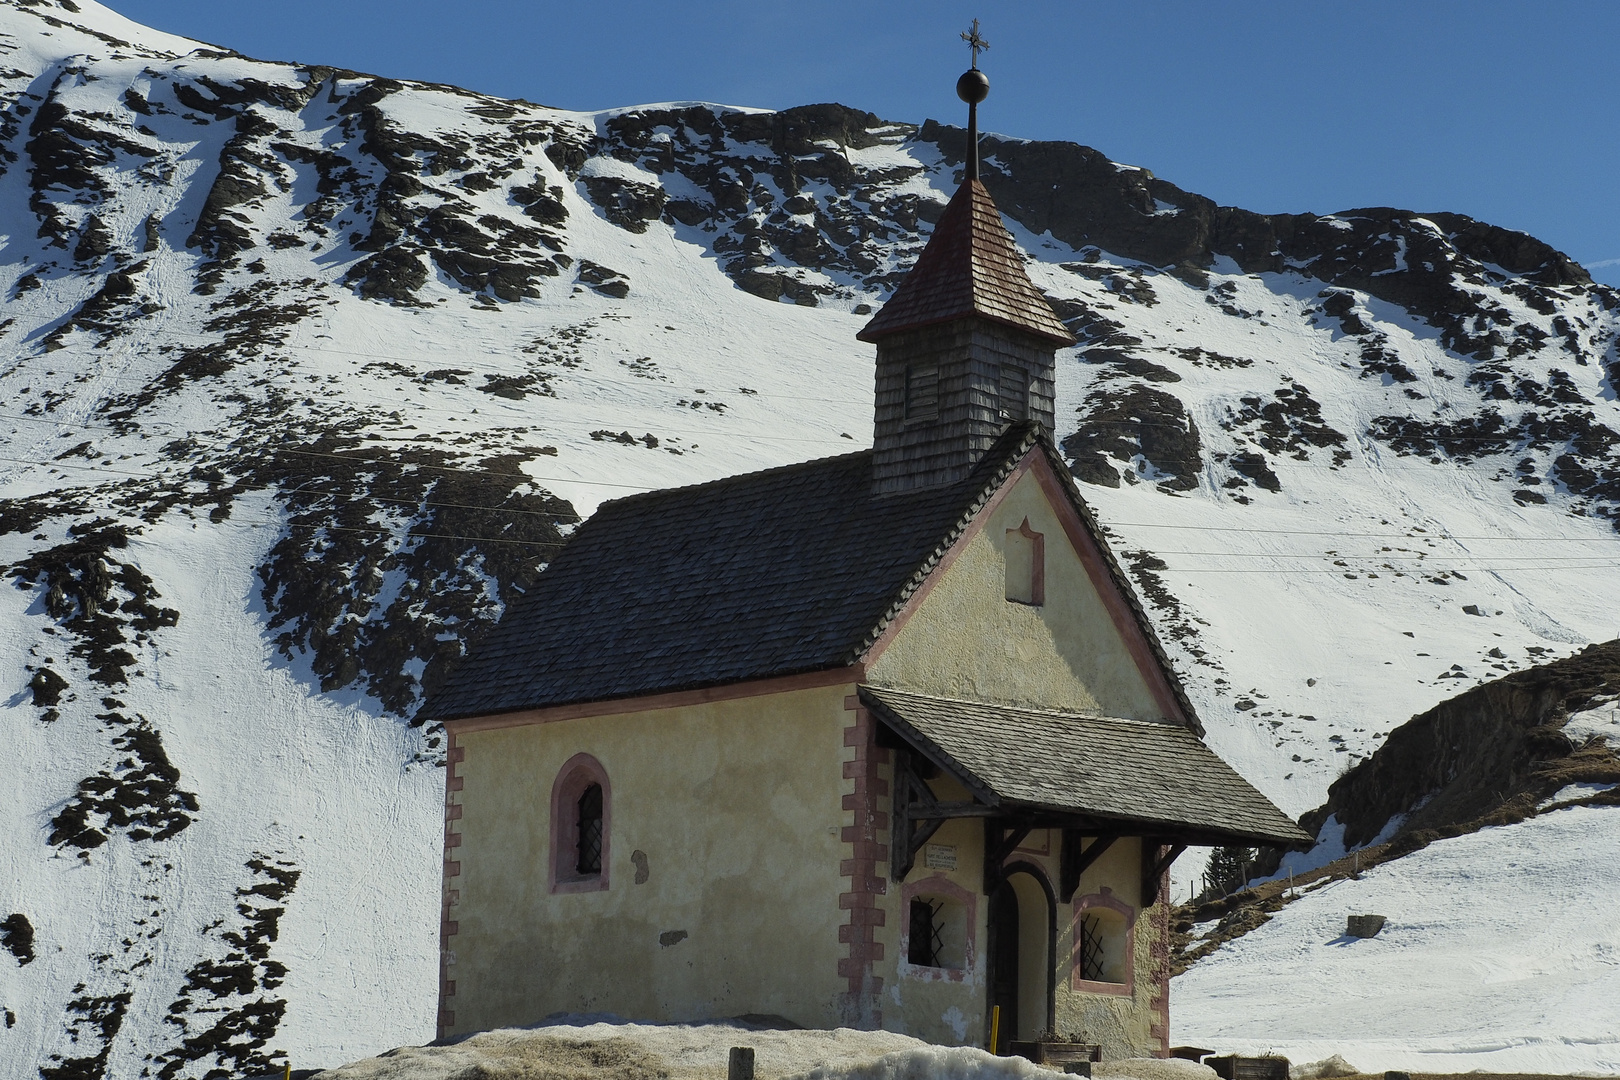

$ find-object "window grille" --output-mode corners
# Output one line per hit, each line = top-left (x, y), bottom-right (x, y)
(1079, 913), (1106, 981)
(908, 897), (946, 967)
(577, 783), (604, 875)
(999, 364), (1029, 421)
(905, 365), (938, 421)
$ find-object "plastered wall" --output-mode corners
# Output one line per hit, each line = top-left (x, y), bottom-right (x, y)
(444, 683), (855, 1035)
(1054, 836), (1166, 1058)
(866, 468), (1164, 720)
(870, 779), (1165, 1057)
(871, 772), (990, 1045)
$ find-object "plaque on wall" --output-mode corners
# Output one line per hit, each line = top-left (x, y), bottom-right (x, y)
(924, 843), (958, 871)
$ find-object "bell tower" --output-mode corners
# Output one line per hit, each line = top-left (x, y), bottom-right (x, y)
(858, 27), (1075, 495)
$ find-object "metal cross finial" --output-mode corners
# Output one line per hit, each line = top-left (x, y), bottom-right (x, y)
(961, 19), (989, 69)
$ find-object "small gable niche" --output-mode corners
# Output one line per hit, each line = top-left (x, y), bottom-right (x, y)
(1005, 517), (1045, 606)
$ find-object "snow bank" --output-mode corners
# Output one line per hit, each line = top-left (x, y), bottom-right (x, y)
(1173, 805), (1620, 1075)
(309, 1019), (1229, 1080)
(786, 1048), (1214, 1080)
(313, 1020), (929, 1080)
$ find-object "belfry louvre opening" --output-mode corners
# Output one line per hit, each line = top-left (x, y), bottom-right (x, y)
(905, 364), (939, 422)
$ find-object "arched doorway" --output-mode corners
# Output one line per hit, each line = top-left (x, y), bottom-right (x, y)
(987, 863), (1055, 1047)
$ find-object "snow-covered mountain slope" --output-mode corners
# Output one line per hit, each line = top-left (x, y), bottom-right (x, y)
(1169, 644), (1620, 1073)
(0, 0), (1615, 1073)
(1174, 802), (1620, 1075)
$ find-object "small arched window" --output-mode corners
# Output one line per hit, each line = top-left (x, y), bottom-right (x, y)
(550, 753), (610, 893)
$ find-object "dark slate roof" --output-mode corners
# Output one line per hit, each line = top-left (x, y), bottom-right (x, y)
(424, 424), (1047, 721)
(861, 687), (1310, 847)
(857, 179), (1075, 347)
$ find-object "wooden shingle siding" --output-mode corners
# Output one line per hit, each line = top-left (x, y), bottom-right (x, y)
(872, 323), (1057, 495)
(857, 179), (1075, 347)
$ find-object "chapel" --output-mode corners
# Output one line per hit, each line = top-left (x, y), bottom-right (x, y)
(422, 53), (1308, 1059)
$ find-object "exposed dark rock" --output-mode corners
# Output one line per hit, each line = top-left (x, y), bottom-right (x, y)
(510, 180), (567, 225)
(1174, 346), (1252, 369)
(1298, 640), (1620, 852)
(8, 520), (178, 686)
(73, 214), (113, 262)
(0, 913), (34, 965)
(1083, 348), (1180, 383)
(42, 261), (149, 349)
(40, 988), (130, 1080)
(576, 259), (629, 298)
(1063, 384), (1203, 492)
(185, 109), (285, 289)
(1221, 382), (1351, 470)
(253, 438), (578, 717)
(580, 174), (668, 234)
(1124, 550), (1218, 670)
(151, 854), (301, 1079)
(1317, 289), (1371, 335)
(345, 246), (428, 303)
(29, 665), (68, 708)
(48, 712), (198, 851)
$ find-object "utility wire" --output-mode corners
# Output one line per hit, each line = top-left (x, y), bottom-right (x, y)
(6, 451), (1617, 546)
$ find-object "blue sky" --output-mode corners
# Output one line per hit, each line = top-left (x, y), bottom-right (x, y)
(105, 1), (1620, 286)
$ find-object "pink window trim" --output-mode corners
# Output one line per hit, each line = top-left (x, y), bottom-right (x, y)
(1071, 886), (1135, 995)
(898, 873), (977, 983)
(1007, 517), (1045, 606)
(549, 752), (611, 894)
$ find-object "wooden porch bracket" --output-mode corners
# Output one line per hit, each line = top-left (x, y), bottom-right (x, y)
(982, 818), (1034, 895)
(1141, 841), (1188, 907)
(1059, 831), (1118, 903)
(890, 749), (999, 881)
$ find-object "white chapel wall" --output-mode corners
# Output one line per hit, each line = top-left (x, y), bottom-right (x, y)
(865, 467), (1166, 720)
(445, 682), (854, 1034)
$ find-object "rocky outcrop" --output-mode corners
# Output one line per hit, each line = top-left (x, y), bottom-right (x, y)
(1299, 639), (1620, 851)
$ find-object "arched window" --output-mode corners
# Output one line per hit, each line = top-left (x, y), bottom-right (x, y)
(550, 753), (610, 893)
(1071, 888), (1135, 994)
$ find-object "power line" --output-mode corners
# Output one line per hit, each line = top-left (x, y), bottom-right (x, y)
(1103, 522), (1616, 541)
(266, 446), (661, 490)
(1152, 562), (1620, 575)
(20, 328), (1612, 446)
(6, 451), (1616, 547)
(1144, 551), (1617, 561)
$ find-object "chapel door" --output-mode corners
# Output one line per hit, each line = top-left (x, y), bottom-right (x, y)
(987, 879), (1019, 1049)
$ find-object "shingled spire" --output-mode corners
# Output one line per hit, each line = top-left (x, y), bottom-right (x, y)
(859, 38), (1076, 495)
